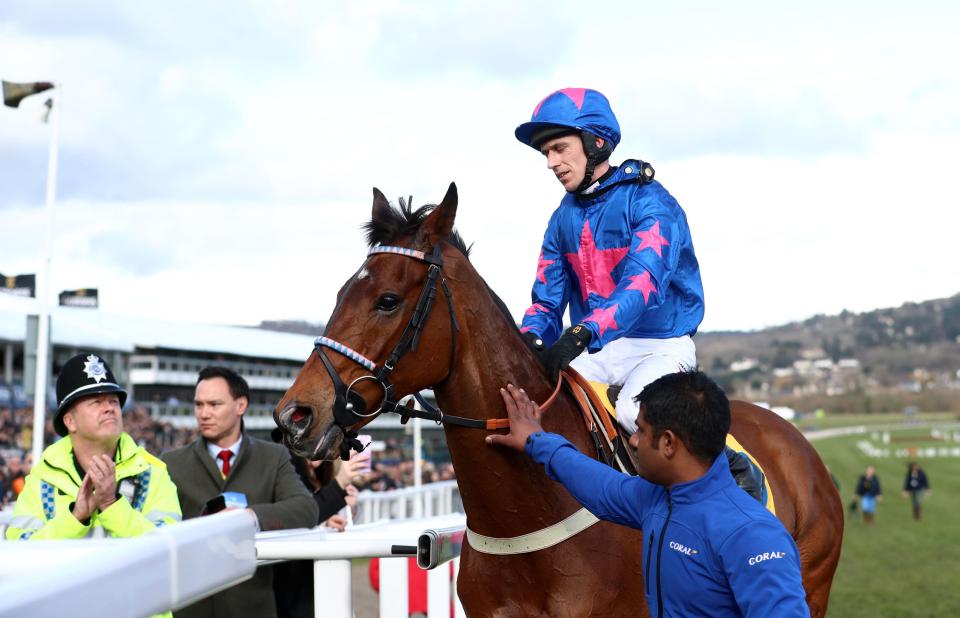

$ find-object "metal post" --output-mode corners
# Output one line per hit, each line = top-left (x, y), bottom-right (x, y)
(31, 88), (58, 466)
(3, 343), (12, 384)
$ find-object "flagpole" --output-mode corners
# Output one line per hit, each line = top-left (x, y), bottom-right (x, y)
(31, 86), (58, 467)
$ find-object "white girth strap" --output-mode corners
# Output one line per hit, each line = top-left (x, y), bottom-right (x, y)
(466, 507), (599, 555)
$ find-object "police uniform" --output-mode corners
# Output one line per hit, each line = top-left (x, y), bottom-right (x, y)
(5, 353), (181, 540)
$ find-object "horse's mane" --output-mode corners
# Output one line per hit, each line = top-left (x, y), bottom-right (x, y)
(363, 196), (471, 258)
(363, 195), (524, 334)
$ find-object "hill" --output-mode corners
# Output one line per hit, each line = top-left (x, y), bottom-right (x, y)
(696, 293), (960, 414)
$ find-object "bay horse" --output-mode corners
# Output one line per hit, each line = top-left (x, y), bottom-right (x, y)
(273, 183), (843, 617)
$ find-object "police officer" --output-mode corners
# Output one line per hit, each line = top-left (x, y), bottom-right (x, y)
(5, 353), (181, 540)
(516, 88), (705, 434)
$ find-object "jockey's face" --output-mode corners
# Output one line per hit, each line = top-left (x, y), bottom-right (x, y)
(540, 135), (588, 192)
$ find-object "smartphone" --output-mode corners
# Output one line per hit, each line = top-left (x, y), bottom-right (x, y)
(352, 434), (374, 474)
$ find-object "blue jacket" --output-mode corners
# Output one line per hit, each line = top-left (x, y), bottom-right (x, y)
(520, 161), (705, 351)
(527, 432), (808, 617)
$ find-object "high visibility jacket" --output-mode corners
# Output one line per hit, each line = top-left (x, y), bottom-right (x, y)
(520, 161), (705, 350)
(5, 433), (182, 540)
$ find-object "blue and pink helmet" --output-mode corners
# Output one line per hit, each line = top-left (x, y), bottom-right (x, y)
(515, 87), (621, 152)
(516, 88), (621, 192)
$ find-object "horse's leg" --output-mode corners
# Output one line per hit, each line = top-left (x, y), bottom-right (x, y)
(729, 402), (844, 618)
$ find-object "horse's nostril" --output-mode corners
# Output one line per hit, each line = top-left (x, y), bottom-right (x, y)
(290, 406), (310, 425)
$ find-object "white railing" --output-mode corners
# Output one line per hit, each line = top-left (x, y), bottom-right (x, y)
(256, 514), (467, 618)
(0, 509), (467, 618)
(0, 510), (257, 617)
(355, 479), (463, 524)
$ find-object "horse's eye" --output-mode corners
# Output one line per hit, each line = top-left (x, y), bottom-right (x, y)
(375, 294), (401, 312)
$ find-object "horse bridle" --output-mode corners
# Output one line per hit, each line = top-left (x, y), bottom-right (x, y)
(306, 243), (513, 459)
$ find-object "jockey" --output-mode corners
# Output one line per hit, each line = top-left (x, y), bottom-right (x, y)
(516, 88), (705, 434)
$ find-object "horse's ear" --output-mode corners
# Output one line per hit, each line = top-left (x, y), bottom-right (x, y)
(371, 187), (391, 223)
(421, 182), (458, 246)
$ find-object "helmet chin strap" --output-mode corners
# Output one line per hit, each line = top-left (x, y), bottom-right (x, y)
(575, 130), (613, 194)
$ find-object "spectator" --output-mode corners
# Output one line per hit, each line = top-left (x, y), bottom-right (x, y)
(5, 353), (181, 541)
(274, 452), (372, 618)
(855, 465), (883, 524)
(161, 366), (317, 618)
(902, 462), (930, 521)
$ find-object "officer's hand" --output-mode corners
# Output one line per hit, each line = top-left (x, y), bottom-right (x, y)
(88, 454), (117, 511)
(72, 474), (96, 522)
(486, 384), (544, 452)
(544, 324), (592, 379)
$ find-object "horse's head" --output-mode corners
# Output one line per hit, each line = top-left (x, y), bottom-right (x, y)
(274, 183), (463, 460)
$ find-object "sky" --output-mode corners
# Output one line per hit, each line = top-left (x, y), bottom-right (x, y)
(2, 0), (959, 334)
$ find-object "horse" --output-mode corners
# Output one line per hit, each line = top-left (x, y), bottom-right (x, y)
(273, 183), (843, 617)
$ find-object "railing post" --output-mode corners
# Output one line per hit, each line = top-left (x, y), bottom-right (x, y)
(379, 557), (409, 618)
(314, 559), (352, 618)
(427, 561), (451, 618)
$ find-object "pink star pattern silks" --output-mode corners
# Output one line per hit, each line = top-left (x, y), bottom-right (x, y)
(533, 87), (587, 116)
(536, 251), (555, 284)
(524, 303), (547, 317)
(635, 221), (670, 257)
(583, 305), (620, 337)
(626, 272), (658, 304)
(565, 221), (629, 301)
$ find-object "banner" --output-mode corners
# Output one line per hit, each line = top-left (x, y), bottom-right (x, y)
(59, 288), (99, 308)
(1, 273), (36, 298)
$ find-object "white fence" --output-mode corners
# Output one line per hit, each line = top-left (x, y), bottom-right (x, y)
(0, 510), (257, 617)
(257, 514), (467, 618)
(354, 479), (463, 524)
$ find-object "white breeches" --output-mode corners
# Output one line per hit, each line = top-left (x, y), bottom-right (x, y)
(570, 335), (697, 434)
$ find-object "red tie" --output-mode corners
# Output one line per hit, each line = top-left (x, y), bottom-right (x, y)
(217, 450), (232, 477)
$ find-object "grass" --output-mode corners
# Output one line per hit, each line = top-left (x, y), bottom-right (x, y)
(809, 420), (960, 617)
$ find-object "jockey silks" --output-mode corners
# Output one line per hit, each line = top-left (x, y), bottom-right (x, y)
(520, 160), (705, 351)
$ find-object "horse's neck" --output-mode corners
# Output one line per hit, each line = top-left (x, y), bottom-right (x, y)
(433, 282), (593, 534)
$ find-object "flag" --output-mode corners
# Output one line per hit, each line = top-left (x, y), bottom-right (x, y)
(2, 81), (54, 108)
(1, 273), (36, 298)
(59, 288), (99, 308)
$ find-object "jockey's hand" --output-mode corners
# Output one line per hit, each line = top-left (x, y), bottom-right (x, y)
(522, 331), (546, 354)
(544, 324), (591, 379)
(486, 384), (544, 452)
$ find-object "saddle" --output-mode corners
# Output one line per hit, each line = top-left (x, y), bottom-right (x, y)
(575, 376), (775, 515)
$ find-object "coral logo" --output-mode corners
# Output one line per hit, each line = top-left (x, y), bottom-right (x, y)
(668, 541), (699, 556)
(748, 551), (786, 566)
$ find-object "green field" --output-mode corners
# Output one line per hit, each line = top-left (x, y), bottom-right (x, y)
(810, 420), (960, 617)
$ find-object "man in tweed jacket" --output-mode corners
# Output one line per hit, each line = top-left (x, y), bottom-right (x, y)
(162, 366), (317, 618)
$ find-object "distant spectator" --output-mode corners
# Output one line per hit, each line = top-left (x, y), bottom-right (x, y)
(274, 452), (372, 618)
(855, 465), (883, 524)
(902, 462), (930, 521)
